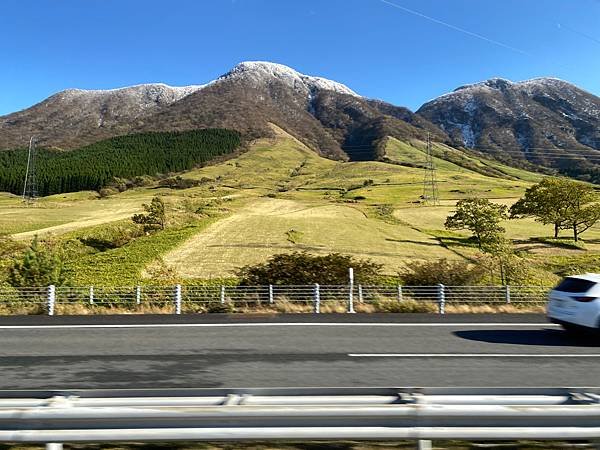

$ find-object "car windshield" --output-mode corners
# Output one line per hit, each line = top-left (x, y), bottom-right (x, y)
(554, 277), (596, 293)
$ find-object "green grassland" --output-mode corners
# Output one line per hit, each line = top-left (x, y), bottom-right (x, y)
(1, 125), (598, 284)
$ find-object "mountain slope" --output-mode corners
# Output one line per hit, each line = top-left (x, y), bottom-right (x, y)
(113, 61), (448, 160)
(0, 61), (445, 161)
(417, 77), (600, 180)
(0, 84), (203, 150)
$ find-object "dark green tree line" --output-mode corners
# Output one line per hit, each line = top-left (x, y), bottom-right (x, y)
(0, 129), (241, 196)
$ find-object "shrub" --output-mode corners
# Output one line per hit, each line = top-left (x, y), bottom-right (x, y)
(98, 187), (118, 198)
(373, 298), (437, 313)
(80, 224), (144, 251)
(158, 176), (200, 190)
(238, 252), (383, 285)
(206, 302), (235, 313)
(132, 196), (166, 232)
(0, 234), (23, 258)
(401, 258), (485, 286)
(8, 237), (67, 287)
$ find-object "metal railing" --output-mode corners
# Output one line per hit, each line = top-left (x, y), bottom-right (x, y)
(0, 388), (598, 446)
(0, 284), (551, 315)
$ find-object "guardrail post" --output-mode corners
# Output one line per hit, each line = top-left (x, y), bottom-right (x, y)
(348, 268), (355, 313)
(136, 286), (141, 305)
(437, 284), (445, 315)
(397, 285), (403, 302)
(417, 440), (432, 450)
(505, 285), (511, 304)
(89, 286), (94, 305)
(47, 285), (55, 316)
(314, 283), (320, 313)
(174, 284), (182, 315)
(268, 284), (274, 305)
(220, 286), (226, 304)
(358, 284), (363, 303)
(46, 443), (63, 450)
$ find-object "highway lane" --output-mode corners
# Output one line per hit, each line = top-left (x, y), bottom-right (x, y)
(0, 314), (597, 389)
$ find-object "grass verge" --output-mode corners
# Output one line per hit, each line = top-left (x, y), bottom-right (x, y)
(0, 301), (544, 316)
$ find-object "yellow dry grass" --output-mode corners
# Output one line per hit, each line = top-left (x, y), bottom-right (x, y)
(444, 304), (545, 314)
(2, 193), (149, 239)
(0, 304), (46, 315)
(162, 197), (456, 279)
(54, 304), (176, 315)
(1, 300), (544, 316)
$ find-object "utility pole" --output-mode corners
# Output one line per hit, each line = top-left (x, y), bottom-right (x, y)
(421, 133), (439, 205)
(22, 137), (38, 203)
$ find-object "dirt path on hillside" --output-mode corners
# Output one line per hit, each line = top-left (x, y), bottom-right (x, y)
(13, 206), (139, 240)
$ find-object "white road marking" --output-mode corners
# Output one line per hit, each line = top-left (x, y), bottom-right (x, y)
(0, 322), (560, 330)
(349, 353), (600, 358)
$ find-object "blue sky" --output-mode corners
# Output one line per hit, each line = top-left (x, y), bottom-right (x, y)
(1, 0), (599, 115)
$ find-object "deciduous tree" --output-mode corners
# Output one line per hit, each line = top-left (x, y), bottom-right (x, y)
(510, 177), (600, 242)
(510, 178), (571, 238)
(445, 198), (508, 249)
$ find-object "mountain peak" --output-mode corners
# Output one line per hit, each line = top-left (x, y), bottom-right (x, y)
(418, 73), (600, 175)
(455, 77), (513, 92)
(218, 61), (359, 97)
(451, 76), (577, 95)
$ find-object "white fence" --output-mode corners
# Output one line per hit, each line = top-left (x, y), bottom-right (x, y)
(0, 284), (550, 315)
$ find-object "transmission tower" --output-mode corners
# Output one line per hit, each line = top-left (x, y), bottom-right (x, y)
(22, 137), (38, 203)
(421, 133), (439, 205)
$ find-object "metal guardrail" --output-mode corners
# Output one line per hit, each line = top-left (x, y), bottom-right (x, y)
(0, 284), (551, 315)
(0, 388), (599, 445)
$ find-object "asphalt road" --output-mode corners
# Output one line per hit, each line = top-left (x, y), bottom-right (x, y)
(0, 314), (598, 389)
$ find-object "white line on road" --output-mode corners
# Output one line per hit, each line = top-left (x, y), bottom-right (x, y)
(0, 322), (559, 330)
(349, 353), (600, 358)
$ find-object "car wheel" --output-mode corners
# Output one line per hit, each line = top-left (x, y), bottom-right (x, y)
(562, 323), (581, 334)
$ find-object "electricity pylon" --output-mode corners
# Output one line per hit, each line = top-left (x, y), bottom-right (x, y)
(421, 133), (439, 205)
(22, 137), (38, 203)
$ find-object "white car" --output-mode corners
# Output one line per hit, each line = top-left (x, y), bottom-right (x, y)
(547, 274), (600, 331)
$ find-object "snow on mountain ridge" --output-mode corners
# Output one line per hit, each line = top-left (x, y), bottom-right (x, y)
(46, 61), (359, 109)
(431, 77), (575, 103)
(217, 61), (360, 97)
(54, 83), (205, 105)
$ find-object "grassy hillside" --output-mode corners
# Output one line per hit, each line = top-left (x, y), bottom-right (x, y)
(162, 198), (456, 279)
(2, 126), (599, 285)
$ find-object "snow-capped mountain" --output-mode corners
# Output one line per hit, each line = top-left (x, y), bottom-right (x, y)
(216, 61), (359, 97)
(0, 83), (205, 150)
(3, 63), (599, 177)
(0, 61), (441, 160)
(417, 77), (600, 174)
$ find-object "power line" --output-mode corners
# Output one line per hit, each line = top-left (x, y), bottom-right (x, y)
(342, 142), (600, 154)
(378, 0), (531, 57)
(558, 23), (600, 46)
(344, 144), (600, 160)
